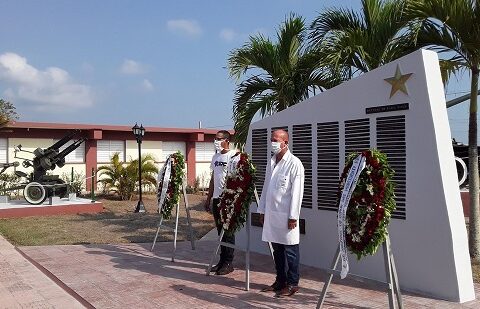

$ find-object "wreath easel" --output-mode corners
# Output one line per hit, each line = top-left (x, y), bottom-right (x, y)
(317, 150), (403, 309)
(150, 152), (196, 262)
(204, 152), (274, 291)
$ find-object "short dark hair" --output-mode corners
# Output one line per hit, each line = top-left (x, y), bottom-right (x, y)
(217, 130), (231, 141)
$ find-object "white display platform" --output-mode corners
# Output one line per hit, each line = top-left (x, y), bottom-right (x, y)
(0, 197), (103, 218)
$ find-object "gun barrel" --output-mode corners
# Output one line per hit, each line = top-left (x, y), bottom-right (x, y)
(48, 129), (81, 151)
(55, 138), (86, 161)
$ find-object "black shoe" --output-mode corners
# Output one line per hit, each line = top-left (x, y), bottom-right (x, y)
(215, 263), (234, 275)
(210, 262), (223, 273)
(260, 281), (286, 292)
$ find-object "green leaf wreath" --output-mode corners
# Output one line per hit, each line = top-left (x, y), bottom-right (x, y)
(157, 151), (185, 219)
(338, 149), (396, 259)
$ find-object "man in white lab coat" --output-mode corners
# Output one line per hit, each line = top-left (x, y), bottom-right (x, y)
(258, 129), (304, 297)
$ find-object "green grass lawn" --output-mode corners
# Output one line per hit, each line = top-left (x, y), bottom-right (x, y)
(0, 193), (214, 246)
(472, 261), (480, 283)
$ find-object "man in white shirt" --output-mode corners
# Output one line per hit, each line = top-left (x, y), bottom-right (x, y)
(258, 129), (304, 297)
(204, 130), (236, 275)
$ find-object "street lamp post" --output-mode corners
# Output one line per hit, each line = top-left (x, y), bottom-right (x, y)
(132, 123), (146, 213)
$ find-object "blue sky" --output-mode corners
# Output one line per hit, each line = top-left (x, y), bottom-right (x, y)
(0, 0), (473, 142)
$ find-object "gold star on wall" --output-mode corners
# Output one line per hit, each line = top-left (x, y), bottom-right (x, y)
(384, 65), (413, 98)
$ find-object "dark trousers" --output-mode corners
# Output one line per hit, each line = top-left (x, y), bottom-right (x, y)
(272, 242), (300, 287)
(212, 198), (235, 264)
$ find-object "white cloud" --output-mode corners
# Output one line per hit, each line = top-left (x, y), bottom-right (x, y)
(120, 59), (147, 75)
(141, 79), (154, 92)
(219, 28), (237, 42)
(167, 19), (202, 37)
(0, 52), (93, 109)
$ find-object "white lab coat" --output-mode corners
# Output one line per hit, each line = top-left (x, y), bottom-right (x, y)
(258, 150), (305, 245)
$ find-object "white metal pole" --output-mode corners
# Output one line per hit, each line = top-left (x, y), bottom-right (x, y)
(206, 230), (224, 275)
(172, 203), (180, 262)
(246, 207), (251, 291)
(182, 181), (196, 250)
(151, 215), (164, 251)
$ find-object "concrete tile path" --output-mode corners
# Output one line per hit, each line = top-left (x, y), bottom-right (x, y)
(10, 236), (480, 309)
(0, 235), (85, 308)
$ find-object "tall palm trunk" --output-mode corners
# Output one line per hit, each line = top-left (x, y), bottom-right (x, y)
(469, 66), (480, 261)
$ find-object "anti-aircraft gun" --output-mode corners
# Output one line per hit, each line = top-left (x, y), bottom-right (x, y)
(12, 129), (86, 204)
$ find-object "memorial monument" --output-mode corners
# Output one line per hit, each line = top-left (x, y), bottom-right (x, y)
(237, 49), (475, 302)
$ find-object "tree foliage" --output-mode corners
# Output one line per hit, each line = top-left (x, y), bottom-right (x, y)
(0, 99), (19, 127)
(405, 0), (480, 261)
(309, 0), (417, 77)
(97, 153), (158, 200)
(228, 14), (337, 146)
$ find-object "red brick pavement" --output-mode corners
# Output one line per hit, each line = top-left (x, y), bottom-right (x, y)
(0, 235), (84, 308)
(17, 240), (480, 309)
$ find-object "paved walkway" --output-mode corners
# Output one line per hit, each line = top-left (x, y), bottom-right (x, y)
(0, 235), (84, 308)
(5, 235), (478, 308)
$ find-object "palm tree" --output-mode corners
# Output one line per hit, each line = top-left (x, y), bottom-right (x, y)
(97, 152), (124, 196)
(129, 154), (159, 192)
(98, 153), (158, 200)
(228, 14), (336, 145)
(406, 0), (480, 260)
(309, 0), (416, 77)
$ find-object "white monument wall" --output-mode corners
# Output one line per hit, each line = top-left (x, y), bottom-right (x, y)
(236, 49), (475, 302)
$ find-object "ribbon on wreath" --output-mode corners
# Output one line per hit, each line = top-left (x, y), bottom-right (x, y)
(338, 154), (366, 279)
(157, 156), (173, 212)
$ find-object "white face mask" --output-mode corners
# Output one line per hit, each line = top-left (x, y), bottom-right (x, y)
(271, 141), (284, 155)
(214, 140), (224, 152)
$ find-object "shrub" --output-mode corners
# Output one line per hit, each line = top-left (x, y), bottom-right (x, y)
(0, 173), (21, 198)
(61, 170), (85, 194)
(97, 153), (158, 200)
(185, 185), (195, 194)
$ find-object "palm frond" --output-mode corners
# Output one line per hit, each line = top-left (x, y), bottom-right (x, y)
(309, 6), (365, 45)
(233, 75), (274, 110)
(228, 36), (276, 80)
(229, 14), (335, 147)
(406, 0), (480, 64)
(233, 95), (275, 146)
(439, 58), (467, 84)
(310, 0), (412, 75)
(277, 14), (306, 69)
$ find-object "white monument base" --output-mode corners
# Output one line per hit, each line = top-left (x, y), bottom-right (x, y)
(49, 196), (61, 205)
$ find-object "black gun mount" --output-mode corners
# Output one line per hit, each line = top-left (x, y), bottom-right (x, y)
(27, 129), (86, 181)
(13, 129), (87, 204)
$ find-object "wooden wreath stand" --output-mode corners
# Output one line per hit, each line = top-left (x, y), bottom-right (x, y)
(151, 178), (196, 262)
(317, 234), (403, 309)
(205, 187), (274, 291)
